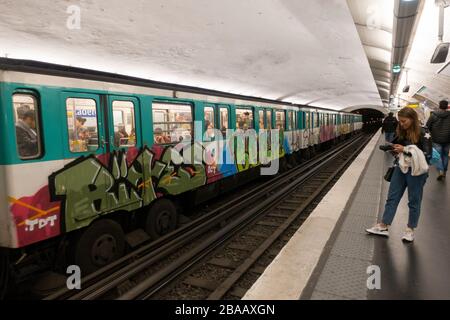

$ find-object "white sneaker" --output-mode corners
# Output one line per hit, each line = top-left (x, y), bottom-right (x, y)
(366, 224), (389, 237)
(402, 228), (414, 242)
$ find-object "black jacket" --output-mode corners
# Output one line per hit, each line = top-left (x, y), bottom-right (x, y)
(392, 128), (432, 163)
(382, 116), (398, 133)
(426, 110), (450, 144)
(15, 120), (38, 158)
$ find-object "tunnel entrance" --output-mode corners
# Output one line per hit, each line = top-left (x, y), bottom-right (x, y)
(353, 108), (384, 133)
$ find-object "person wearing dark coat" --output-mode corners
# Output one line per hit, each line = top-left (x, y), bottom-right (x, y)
(15, 108), (38, 158)
(382, 112), (398, 142)
(426, 100), (450, 181)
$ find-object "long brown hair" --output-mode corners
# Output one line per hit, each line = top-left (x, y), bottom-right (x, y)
(396, 107), (421, 144)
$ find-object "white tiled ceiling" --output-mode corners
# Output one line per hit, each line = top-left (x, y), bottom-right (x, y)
(0, 0), (384, 111)
(347, 0), (394, 109)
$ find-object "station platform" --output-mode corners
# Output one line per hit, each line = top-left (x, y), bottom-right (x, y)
(244, 130), (450, 300)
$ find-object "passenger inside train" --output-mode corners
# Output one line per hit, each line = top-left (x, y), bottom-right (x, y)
(15, 107), (38, 158)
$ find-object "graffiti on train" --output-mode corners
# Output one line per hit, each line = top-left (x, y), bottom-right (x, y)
(49, 146), (208, 232)
(8, 187), (61, 247)
(8, 132), (284, 246)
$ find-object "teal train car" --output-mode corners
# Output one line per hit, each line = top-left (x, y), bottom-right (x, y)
(0, 60), (362, 288)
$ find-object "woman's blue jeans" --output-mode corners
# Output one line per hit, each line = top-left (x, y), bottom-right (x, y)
(382, 166), (428, 229)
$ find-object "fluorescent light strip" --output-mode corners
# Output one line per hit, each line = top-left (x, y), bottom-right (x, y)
(437, 60), (450, 74)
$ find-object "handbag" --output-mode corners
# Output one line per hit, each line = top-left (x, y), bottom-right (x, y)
(384, 166), (395, 182)
(430, 147), (441, 166)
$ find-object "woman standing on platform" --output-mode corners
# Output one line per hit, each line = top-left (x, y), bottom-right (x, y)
(366, 107), (432, 242)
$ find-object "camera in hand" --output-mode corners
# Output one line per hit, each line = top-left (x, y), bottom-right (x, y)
(379, 144), (394, 152)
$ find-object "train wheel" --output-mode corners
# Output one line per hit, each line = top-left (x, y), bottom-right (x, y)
(145, 199), (178, 240)
(73, 219), (125, 275)
(309, 146), (316, 157)
(288, 154), (297, 168)
(279, 157), (289, 172)
(0, 249), (9, 299)
(294, 151), (303, 164)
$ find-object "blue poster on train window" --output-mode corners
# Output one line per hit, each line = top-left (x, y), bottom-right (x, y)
(75, 109), (97, 117)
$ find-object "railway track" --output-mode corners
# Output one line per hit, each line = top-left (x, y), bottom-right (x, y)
(45, 133), (370, 300)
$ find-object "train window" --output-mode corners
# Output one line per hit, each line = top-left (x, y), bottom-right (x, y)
(259, 110), (265, 129)
(286, 111), (291, 130)
(219, 107), (228, 137)
(292, 111), (297, 130)
(204, 106), (215, 140)
(152, 102), (192, 144)
(305, 112), (310, 129)
(288, 111), (296, 130)
(13, 93), (42, 159)
(112, 101), (136, 147)
(66, 98), (99, 153)
(266, 110), (273, 130)
(275, 110), (285, 130)
(236, 108), (254, 131)
(314, 113), (319, 128)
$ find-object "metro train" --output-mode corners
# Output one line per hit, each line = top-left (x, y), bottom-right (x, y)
(0, 60), (362, 292)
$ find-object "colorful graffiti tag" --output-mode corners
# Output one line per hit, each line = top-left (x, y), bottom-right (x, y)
(49, 145), (208, 232)
(9, 133), (286, 246)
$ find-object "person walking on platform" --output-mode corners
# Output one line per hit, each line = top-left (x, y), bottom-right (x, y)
(366, 107), (432, 242)
(381, 112), (398, 143)
(426, 100), (450, 181)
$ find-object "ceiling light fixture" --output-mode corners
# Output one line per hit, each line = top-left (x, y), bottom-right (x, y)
(431, 0), (450, 64)
(403, 69), (410, 92)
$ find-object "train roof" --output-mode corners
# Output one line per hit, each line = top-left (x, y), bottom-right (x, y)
(0, 58), (358, 115)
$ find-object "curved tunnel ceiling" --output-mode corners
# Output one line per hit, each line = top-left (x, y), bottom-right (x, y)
(397, 0), (450, 109)
(347, 0), (394, 110)
(0, 0), (383, 111)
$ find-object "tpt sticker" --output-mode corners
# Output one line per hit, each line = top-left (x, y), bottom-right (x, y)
(24, 215), (58, 232)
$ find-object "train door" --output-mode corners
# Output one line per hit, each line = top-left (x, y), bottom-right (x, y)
(203, 104), (220, 178)
(105, 95), (143, 212)
(218, 105), (230, 138)
(217, 105), (234, 176)
(304, 111), (310, 147)
(203, 104), (232, 178)
(287, 110), (296, 152)
(290, 110), (298, 151)
(258, 108), (273, 159)
(60, 92), (109, 227)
